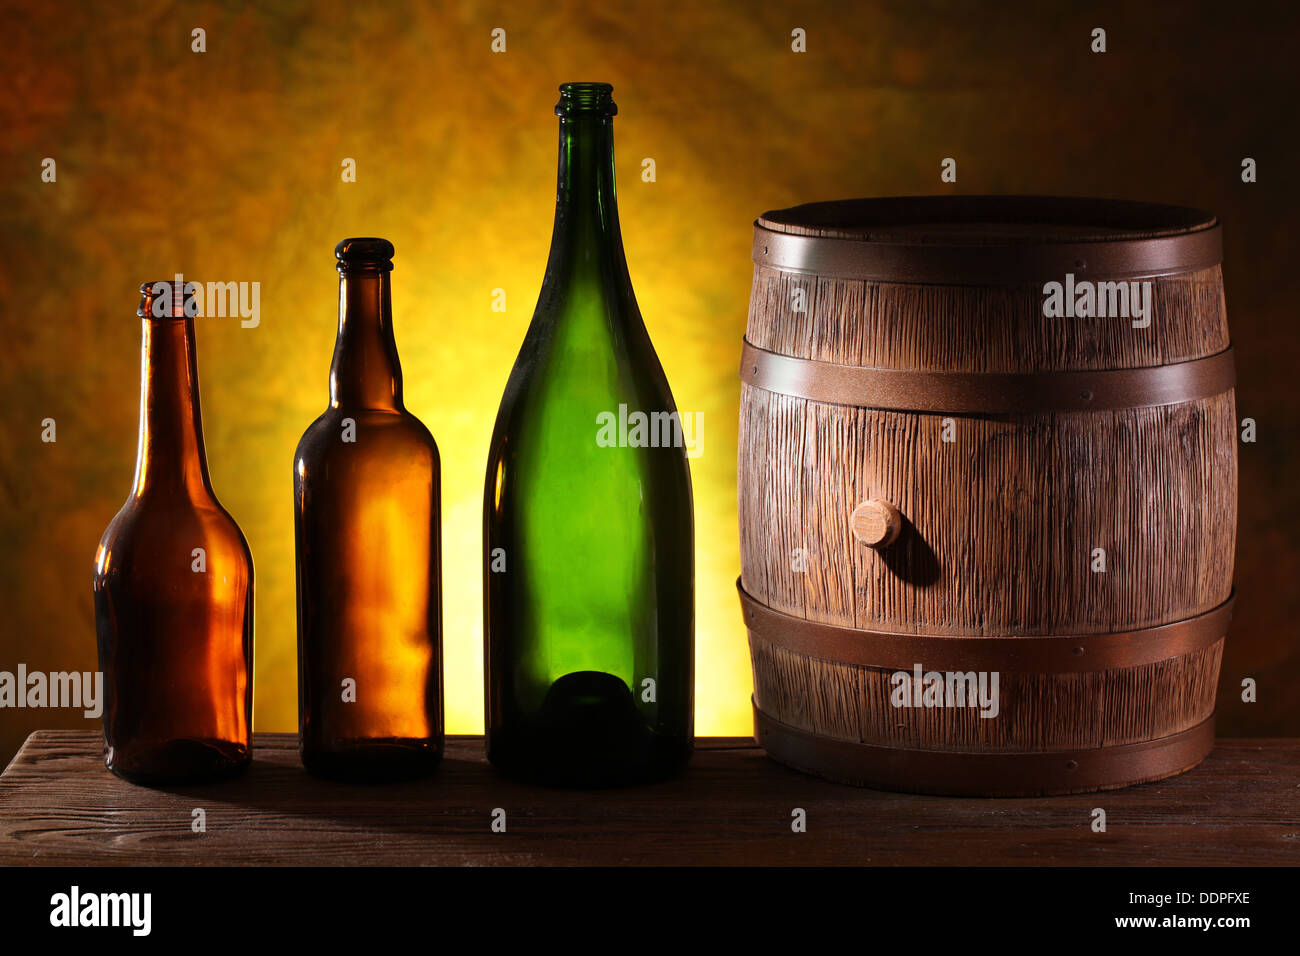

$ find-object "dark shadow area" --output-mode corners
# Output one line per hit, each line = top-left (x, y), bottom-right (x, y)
(133, 744), (694, 836)
(879, 514), (941, 588)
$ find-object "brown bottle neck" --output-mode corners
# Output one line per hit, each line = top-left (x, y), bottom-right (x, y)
(133, 317), (213, 498)
(330, 269), (403, 411)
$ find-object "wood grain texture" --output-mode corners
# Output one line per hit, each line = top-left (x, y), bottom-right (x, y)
(0, 731), (1295, 867)
(739, 392), (1237, 634)
(746, 268), (1229, 373)
(750, 639), (1222, 751)
(737, 215), (1237, 790)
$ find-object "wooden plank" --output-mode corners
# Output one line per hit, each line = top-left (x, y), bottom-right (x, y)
(0, 731), (1295, 866)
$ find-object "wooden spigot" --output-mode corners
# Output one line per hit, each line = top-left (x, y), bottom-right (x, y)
(850, 499), (903, 548)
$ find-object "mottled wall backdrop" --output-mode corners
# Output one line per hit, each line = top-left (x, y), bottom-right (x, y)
(1, 0), (1296, 768)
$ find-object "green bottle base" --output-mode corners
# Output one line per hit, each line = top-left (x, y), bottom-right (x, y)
(487, 670), (693, 788)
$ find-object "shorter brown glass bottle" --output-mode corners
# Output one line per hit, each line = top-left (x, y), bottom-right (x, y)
(93, 281), (254, 784)
(294, 239), (443, 782)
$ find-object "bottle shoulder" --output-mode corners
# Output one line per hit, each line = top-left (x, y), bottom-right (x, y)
(94, 491), (252, 581)
(497, 313), (676, 408)
(100, 489), (245, 530)
(296, 406), (439, 470)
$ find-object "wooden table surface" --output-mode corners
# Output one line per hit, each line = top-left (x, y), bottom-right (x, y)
(0, 731), (1295, 866)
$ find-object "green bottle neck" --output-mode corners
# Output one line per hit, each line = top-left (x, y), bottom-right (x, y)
(330, 269), (404, 411)
(545, 114), (630, 294)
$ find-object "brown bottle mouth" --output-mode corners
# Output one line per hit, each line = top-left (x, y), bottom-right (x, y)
(335, 237), (395, 273)
(137, 280), (196, 319)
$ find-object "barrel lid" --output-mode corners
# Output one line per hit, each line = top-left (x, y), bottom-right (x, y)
(754, 196), (1221, 283)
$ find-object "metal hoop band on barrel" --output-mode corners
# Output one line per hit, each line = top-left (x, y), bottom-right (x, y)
(753, 702), (1217, 796)
(738, 580), (1234, 673)
(739, 340), (1237, 414)
(752, 218), (1223, 283)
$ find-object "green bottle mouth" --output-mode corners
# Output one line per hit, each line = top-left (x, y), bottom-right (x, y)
(556, 81), (617, 117)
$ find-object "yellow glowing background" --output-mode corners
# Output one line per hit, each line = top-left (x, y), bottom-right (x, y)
(2, 1), (1298, 767)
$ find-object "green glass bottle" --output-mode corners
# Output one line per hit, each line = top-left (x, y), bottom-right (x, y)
(484, 82), (694, 787)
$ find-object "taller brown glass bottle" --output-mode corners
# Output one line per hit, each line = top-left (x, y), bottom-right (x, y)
(93, 281), (254, 784)
(294, 238), (443, 781)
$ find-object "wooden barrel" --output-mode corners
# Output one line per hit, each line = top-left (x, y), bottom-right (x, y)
(737, 196), (1236, 796)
